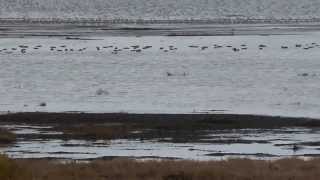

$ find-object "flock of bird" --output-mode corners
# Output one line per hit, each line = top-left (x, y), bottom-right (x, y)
(0, 42), (319, 54)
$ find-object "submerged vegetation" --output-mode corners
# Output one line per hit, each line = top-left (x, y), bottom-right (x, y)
(0, 155), (320, 180)
(61, 124), (133, 140)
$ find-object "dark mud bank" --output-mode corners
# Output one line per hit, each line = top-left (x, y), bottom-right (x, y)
(0, 112), (319, 129)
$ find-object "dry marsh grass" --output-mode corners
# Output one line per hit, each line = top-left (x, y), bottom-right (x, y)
(1, 155), (320, 180)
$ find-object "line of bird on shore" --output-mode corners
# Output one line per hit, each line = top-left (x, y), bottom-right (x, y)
(0, 42), (319, 54)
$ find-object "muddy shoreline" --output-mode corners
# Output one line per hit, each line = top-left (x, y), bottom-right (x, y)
(1, 112), (320, 160)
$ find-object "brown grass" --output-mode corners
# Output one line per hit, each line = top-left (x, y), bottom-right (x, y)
(0, 128), (16, 145)
(1, 155), (320, 180)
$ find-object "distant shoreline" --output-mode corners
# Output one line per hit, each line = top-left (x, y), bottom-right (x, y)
(1, 17), (320, 25)
(1, 21), (320, 37)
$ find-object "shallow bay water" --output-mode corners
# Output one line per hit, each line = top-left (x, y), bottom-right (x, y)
(1, 24), (320, 160)
(1, 31), (320, 118)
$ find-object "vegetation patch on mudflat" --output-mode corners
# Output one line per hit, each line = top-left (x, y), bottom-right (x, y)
(0, 128), (16, 146)
(0, 112), (319, 143)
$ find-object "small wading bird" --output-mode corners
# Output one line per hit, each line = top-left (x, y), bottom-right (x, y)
(292, 144), (301, 153)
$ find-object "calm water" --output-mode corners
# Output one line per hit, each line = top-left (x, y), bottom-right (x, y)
(1, 30), (320, 117)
